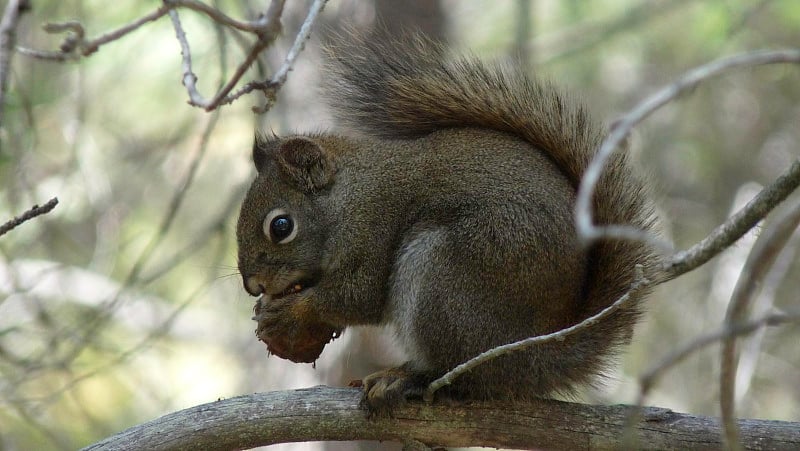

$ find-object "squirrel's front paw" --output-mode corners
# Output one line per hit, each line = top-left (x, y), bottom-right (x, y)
(360, 365), (430, 417)
(253, 292), (341, 364)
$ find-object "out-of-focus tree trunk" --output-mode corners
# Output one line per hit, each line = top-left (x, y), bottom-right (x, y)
(373, 0), (446, 42)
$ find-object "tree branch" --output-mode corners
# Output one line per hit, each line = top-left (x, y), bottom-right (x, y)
(223, 0), (329, 113)
(16, 0), (280, 61)
(15, 0), (328, 113)
(81, 386), (800, 451)
(662, 159), (800, 280)
(719, 198), (800, 450)
(0, 197), (58, 238)
(167, 0), (288, 111)
(17, 8), (171, 61)
(574, 48), (800, 250)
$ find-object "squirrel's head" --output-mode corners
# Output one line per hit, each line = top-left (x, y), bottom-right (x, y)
(236, 135), (336, 300)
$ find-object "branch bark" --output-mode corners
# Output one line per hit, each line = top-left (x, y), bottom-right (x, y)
(0, 197), (58, 237)
(82, 386), (800, 451)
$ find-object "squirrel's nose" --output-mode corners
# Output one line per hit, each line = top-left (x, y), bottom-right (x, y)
(243, 274), (265, 297)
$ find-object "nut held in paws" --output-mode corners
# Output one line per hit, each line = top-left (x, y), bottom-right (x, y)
(259, 322), (340, 363)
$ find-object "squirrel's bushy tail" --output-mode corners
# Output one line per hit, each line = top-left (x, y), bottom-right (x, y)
(325, 36), (658, 389)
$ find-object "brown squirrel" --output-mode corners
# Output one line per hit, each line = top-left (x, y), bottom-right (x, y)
(236, 35), (657, 415)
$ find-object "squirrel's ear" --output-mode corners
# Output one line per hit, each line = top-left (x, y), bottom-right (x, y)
(275, 137), (335, 193)
(252, 133), (273, 173)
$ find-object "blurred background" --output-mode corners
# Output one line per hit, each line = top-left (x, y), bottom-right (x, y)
(0, 0), (798, 449)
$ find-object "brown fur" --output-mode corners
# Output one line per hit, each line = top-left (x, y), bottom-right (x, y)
(237, 35), (658, 415)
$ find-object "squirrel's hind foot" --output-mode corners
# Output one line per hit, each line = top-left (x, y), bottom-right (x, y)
(359, 364), (434, 418)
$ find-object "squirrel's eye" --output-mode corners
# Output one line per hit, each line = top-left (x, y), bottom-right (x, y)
(263, 208), (298, 244)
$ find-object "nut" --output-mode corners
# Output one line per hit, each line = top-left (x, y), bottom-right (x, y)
(259, 322), (340, 363)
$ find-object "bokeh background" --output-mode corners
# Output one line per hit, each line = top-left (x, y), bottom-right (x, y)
(1, 1), (799, 449)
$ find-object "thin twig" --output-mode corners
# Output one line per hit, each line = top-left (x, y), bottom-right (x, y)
(0, 197), (59, 238)
(267, 0), (321, 88)
(222, 0), (328, 113)
(18, 7), (170, 61)
(17, 1), (277, 61)
(719, 198), (800, 450)
(168, 0), (287, 111)
(425, 266), (650, 400)
(632, 310), (800, 414)
(78, 7), (169, 56)
(168, 9), (203, 106)
(17, 0), (324, 112)
(575, 49), (800, 250)
(663, 159), (800, 280)
(164, 0), (280, 35)
(200, 37), (270, 110)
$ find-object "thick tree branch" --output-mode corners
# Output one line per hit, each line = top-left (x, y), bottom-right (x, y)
(82, 386), (800, 451)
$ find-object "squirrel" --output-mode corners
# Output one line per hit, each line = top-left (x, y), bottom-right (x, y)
(236, 35), (658, 415)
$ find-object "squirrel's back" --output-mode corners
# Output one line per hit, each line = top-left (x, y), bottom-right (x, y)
(324, 36), (658, 394)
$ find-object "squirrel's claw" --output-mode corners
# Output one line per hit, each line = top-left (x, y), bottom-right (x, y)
(360, 365), (430, 418)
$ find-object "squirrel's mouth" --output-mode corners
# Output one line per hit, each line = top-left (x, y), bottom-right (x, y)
(270, 277), (316, 300)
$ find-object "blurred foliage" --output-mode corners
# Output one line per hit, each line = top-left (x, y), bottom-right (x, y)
(0, 0), (799, 450)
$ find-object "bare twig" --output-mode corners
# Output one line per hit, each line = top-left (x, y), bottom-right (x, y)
(575, 49), (800, 250)
(168, 9), (203, 106)
(18, 7), (171, 61)
(0, 197), (59, 238)
(164, 0), (281, 35)
(625, 308), (800, 448)
(168, 0), (287, 111)
(222, 0), (328, 113)
(719, 198), (800, 450)
(17, 0), (280, 62)
(15, 0), (317, 112)
(198, 35), (271, 110)
(663, 159), (800, 280)
(426, 266), (650, 399)
(636, 311), (800, 406)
